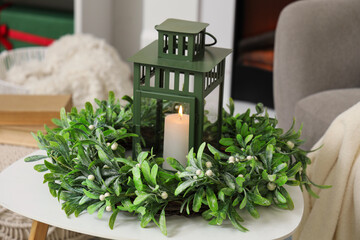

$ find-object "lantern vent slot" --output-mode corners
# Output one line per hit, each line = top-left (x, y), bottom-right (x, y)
(169, 71), (175, 90)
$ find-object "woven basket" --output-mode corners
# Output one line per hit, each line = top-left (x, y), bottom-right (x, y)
(0, 47), (46, 94)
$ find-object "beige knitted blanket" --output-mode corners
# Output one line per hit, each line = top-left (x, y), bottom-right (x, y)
(294, 102), (360, 240)
(0, 145), (91, 240)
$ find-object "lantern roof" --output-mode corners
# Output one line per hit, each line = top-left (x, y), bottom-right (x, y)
(155, 18), (209, 34)
(128, 41), (232, 73)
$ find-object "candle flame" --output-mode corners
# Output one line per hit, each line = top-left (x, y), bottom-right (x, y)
(178, 105), (183, 119)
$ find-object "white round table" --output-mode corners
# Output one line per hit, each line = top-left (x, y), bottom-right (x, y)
(0, 150), (303, 240)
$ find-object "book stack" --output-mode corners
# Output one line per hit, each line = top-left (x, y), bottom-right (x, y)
(0, 94), (72, 147)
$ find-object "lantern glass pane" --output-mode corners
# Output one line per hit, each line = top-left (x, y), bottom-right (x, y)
(203, 85), (221, 146)
(138, 97), (190, 156)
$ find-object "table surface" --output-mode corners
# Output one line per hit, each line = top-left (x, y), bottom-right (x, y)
(0, 150), (304, 240)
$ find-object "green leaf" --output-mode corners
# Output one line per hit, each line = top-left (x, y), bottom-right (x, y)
(51, 118), (62, 127)
(87, 201), (104, 214)
(79, 195), (92, 205)
(85, 179), (103, 192)
(255, 103), (264, 114)
(246, 201), (260, 219)
(193, 188), (204, 212)
(97, 205), (106, 219)
(228, 207), (248, 232)
(225, 145), (242, 153)
(273, 163), (287, 174)
(244, 134), (253, 145)
(236, 134), (244, 147)
(140, 212), (153, 228)
(202, 209), (213, 220)
(236, 120), (242, 133)
(241, 123), (249, 137)
(137, 152), (148, 163)
(24, 155), (48, 162)
(239, 194), (247, 209)
(196, 142), (206, 168)
(109, 209), (119, 230)
(150, 164), (158, 186)
(134, 193), (152, 205)
(60, 107), (69, 127)
(224, 173), (236, 190)
(108, 91), (115, 105)
(132, 166), (143, 191)
(286, 180), (300, 186)
(140, 161), (152, 185)
(159, 208), (167, 236)
(136, 206), (146, 215)
(34, 164), (48, 172)
(236, 176), (245, 188)
(113, 178), (122, 196)
(187, 148), (198, 168)
(206, 187), (218, 212)
(275, 189), (287, 204)
(287, 162), (302, 177)
(44, 160), (67, 173)
(265, 144), (274, 170)
(115, 158), (137, 167)
(218, 191), (225, 202)
(275, 175), (288, 186)
(85, 102), (94, 117)
(249, 192), (271, 206)
(83, 189), (99, 200)
(166, 157), (185, 172)
(219, 138), (234, 146)
(308, 179), (332, 189)
(207, 144), (229, 159)
(305, 184), (320, 198)
(279, 187), (294, 210)
(232, 196), (241, 206)
(175, 179), (196, 196)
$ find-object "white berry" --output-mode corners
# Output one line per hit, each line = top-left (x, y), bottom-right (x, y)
(205, 169), (214, 177)
(193, 176), (198, 179)
(106, 142), (111, 147)
(111, 142), (118, 151)
(99, 194), (105, 201)
(103, 165), (109, 169)
(246, 155), (252, 160)
(267, 182), (276, 191)
(205, 161), (212, 168)
(88, 125), (95, 130)
(106, 206), (112, 212)
(136, 163), (140, 168)
(87, 174), (95, 181)
(228, 156), (235, 163)
(104, 192), (110, 197)
(287, 141), (295, 149)
(238, 174), (244, 178)
(196, 169), (202, 176)
(161, 191), (168, 199)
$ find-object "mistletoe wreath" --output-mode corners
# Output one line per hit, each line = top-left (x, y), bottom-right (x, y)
(25, 92), (328, 236)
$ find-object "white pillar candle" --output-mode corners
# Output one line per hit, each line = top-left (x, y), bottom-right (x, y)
(162, 106), (189, 170)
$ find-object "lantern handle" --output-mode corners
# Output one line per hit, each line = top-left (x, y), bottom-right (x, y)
(204, 32), (217, 47)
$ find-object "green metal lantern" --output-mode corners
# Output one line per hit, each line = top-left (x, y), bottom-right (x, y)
(129, 18), (232, 162)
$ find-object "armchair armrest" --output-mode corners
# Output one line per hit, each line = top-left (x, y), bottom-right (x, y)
(274, 0), (360, 129)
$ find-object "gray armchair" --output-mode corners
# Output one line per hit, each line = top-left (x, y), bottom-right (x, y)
(274, 0), (360, 150)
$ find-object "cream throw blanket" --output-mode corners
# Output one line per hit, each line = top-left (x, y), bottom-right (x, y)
(294, 102), (360, 240)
